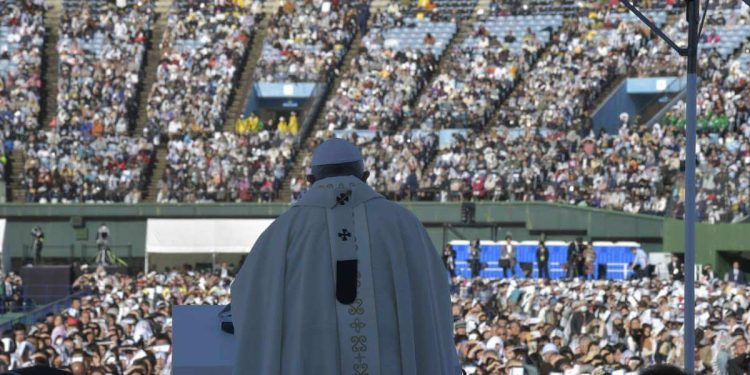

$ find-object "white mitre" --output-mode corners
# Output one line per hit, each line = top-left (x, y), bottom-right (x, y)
(311, 138), (363, 166)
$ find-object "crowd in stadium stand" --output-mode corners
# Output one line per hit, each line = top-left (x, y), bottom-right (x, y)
(55, 0), (153, 135)
(3, 265), (234, 374)
(144, 1), (255, 141)
(414, 19), (542, 131)
(19, 1), (155, 204)
(493, 11), (669, 130)
(664, 14), (750, 223)
(0, 1), (45, 178)
(0, 0), (748, 224)
(253, 0), (361, 83)
(421, 123), (673, 214)
(322, 4), (440, 131)
(332, 5), (749, 224)
(20, 132), (154, 203)
(157, 128), (294, 203)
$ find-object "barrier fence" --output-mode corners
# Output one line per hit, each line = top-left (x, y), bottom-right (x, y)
(449, 240), (639, 279)
(0, 288), (93, 333)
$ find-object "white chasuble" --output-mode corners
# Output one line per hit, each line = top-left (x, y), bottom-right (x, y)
(231, 176), (460, 375)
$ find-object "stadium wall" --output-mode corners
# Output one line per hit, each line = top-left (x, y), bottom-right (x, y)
(0, 202), (747, 274)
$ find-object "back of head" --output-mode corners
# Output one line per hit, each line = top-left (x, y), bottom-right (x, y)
(1, 366), (73, 375)
(639, 364), (687, 375)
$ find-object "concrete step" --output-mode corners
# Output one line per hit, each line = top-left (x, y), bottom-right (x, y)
(40, 3), (62, 129)
(134, 9), (170, 136)
(145, 145), (168, 202)
(7, 148), (27, 202)
(224, 18), (269, 132)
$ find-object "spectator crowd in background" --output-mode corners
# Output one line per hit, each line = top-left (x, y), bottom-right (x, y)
(0, 0), (45, 179)
(3, 264), (234, 374)
(20, 0), (155, 203)
(7, 255), (750, 374)
(253, 0), (359, 83)
(0, 0), (748, 223)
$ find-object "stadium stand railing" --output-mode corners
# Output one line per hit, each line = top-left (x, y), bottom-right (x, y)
(0, 288), (93, 333)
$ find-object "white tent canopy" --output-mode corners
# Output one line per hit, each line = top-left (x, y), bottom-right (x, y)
(145, 219), (274, 271)
(146, 219), (273, 254)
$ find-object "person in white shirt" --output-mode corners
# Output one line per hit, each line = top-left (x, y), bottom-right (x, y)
(630, 247), (649, 279)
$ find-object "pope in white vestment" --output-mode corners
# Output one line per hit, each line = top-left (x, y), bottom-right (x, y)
(231, 138), (460, 375)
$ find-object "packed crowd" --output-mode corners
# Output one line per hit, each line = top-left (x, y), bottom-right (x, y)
(664, 61), (750, 222)
(20, 1), (155, 203)
(421, 123), (673, 214)
(338, 7), (748, 225)
(414, 18), (546, 131)
(5, 265), (234, 374)
(494, 11), (666, 130)
(144, 2), (256, 141)
(55, 0), (153, 135)
(157, 128), (294, 203)
(1, 0), (748, 225)
(663, 9), (750, 223)
(20, 130), (154, 203)
(253, 0), (361, 83)
(0, 0), (45, 178)
(487, 0), (746, 17)
(11, 256), (750, 374)
(322, 4), (441, 131)
(451, 270), (750, 374)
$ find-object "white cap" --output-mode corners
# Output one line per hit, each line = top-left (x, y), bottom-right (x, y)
(311, 138), (363, 167)
(541, 343), (559, 355)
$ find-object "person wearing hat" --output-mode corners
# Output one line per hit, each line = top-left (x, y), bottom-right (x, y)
(231, 138), (459, 374)
(539, 342), (559, 373)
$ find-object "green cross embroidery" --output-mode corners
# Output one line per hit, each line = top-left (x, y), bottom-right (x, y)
(350, 318), (366, 333)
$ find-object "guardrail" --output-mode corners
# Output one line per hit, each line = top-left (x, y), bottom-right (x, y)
(21, 244), (134, 267)
(455, 261), (632, 279)
(0, 288), (93, 332)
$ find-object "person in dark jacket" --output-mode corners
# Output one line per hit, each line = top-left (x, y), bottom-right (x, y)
(536, 241), (550, 280)
(357, 2), (369, 35)
(725, 261), (747, 285)
(469, 239), (482, 278)
(442, 244), (456, 277)
(667, 255), (684, 282)
(727, 336), (749, 375)
(566, 238), (584, 279)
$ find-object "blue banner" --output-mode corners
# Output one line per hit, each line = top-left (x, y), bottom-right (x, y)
(626, 77), (686, 94)
(254, 83), (319, 98)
